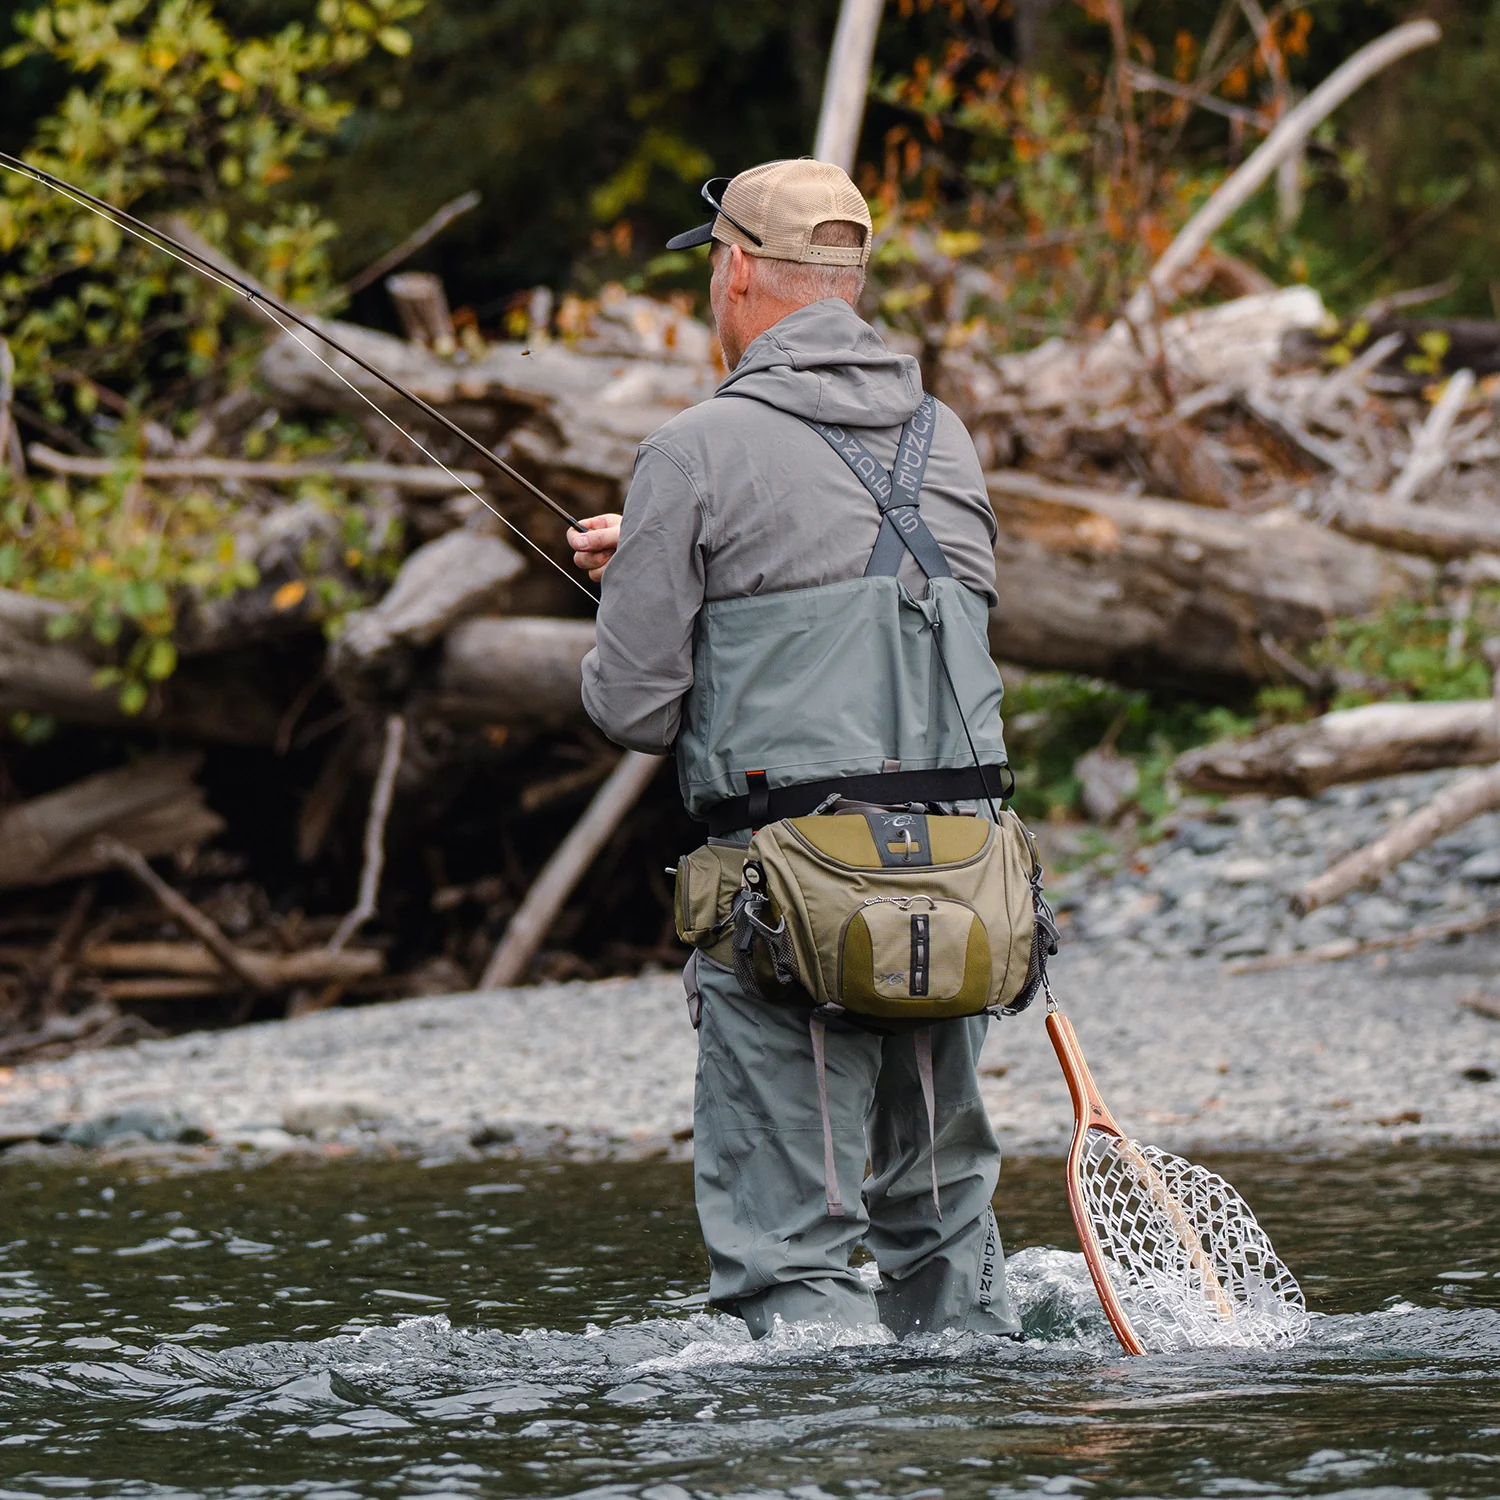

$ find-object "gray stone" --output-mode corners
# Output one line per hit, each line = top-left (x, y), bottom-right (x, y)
(44, 1107), (208, 1149)
(1458, 849), (1500, 883)
(1347, 896), (1410, 940)
(1180, 823), (1237, 856)
(282, 1096), (387, 1138)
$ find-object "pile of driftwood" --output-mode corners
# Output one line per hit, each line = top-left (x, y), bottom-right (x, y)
(1, 19), (1493, 1043)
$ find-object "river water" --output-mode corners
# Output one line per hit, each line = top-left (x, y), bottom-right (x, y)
(0, 1148), (1495, 1498)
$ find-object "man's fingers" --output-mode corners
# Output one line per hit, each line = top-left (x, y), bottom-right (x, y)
(568, 514), (622, 574)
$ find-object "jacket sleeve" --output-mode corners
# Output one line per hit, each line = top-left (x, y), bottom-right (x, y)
(579, 442), (708, 753)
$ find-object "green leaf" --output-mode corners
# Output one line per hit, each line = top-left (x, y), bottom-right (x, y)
(44, 611), (82, 641)
(143, 636), (177, 681)
(376, 25), (411, 55)
(118, 680), (149, 715)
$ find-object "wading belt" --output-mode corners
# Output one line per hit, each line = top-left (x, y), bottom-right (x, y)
(703, 764), (1014, 837)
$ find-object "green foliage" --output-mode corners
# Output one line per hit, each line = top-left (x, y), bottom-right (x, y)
(0, 416), (405, 710)
(0, 0), (419, 714)
(1001, 672), (1254, 829)
(1314, 591), (1500, 708)
(0, 0), (420, 416)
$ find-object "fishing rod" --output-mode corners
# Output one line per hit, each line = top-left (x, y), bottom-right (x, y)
(0, 150), (597, 601)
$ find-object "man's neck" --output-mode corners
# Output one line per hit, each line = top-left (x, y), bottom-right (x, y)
(727, 297), (846, 368)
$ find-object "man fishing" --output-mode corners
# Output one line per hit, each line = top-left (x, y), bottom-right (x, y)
(570, 158), (1023, 1341)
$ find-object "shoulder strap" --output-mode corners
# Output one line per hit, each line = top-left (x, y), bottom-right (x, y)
(804, 395), (953, 581)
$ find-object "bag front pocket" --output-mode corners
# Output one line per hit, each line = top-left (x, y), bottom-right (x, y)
(838, 895), (993, 1018)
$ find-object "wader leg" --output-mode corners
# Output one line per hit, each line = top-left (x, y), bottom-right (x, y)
(692, 956), (884, 1339)
(864, 1014), (1021, 1339)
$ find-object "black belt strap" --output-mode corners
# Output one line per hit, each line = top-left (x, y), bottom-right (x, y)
(703, 764), (1014, 836)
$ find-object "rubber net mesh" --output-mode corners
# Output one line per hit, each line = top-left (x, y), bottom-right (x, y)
(1080, 1132), (1309, 1353)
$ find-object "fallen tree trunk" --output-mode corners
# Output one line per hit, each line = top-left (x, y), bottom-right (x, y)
(1331, 495), (1500, 560)
(1173, 700), (1500, 796)
(80, 941), (384, 985)
(26, 445), (486, 493)
(985, 472), (1432, 695)
(0, 754), (223, 889)
(331, 529), (526, 702)
(0, 588), (294, 744)
(431, 615), (598, 727)
(1292, 761), (1500, 914)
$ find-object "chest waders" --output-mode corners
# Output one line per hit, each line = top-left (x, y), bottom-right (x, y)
(675, 394), (1059, 1220)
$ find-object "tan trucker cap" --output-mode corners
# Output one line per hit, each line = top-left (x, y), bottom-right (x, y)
(665, 159), (872, 266)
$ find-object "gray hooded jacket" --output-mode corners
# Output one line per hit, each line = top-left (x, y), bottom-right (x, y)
(580, 297), (1007, 815)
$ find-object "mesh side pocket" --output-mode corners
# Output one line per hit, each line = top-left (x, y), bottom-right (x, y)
(731, 889), (802, 1003)
(1001, 875), (1060, 1016)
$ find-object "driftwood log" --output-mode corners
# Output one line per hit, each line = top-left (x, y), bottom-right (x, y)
(93, 835), (274, 994)
(1173, 700), (1500, 796)
(431, 615), (598, 727)
(1330, 496), (1500, 561)
(80, 941), (383, 986)
(26, 445), (485, 493)
(0, 753), (223, 889)
(984, 472), (1431, 694)
(1293, 762), (1500, 914)
(481, 750), (664, 988)
(0, 587), (290, 744)
(331, 529), (527, 702)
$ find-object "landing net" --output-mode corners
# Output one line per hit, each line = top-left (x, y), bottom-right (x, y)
(1079, 1132), (1309, 1353)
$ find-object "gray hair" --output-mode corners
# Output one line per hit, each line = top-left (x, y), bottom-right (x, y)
(749, 219), (867, 307)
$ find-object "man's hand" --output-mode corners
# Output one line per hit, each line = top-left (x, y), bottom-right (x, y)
(568, 513), (622, 582)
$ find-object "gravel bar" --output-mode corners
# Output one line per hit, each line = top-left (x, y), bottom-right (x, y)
(1, 765), (1497, 1169)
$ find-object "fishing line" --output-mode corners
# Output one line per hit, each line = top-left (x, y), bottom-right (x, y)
(0, 151), (599, 603)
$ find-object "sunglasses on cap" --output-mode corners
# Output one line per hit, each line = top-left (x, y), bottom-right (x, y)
(700, 177), (763, 248)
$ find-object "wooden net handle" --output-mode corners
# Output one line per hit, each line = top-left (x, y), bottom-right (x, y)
(1047, 1009), (1235, 1351)
(1047, 1010), (1146, 1356)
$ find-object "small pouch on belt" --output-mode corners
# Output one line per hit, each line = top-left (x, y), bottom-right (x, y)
(674, 839), (748, 967)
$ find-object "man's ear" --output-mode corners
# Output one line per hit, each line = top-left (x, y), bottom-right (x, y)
(727, 243), (754, 299)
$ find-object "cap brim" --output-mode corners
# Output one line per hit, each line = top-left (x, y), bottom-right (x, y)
(665, 221), (715, 251)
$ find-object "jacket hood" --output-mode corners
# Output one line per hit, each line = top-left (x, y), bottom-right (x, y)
(715, 298), (921, 427)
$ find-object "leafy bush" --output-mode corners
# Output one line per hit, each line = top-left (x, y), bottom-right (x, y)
(0, 0), (420, 714)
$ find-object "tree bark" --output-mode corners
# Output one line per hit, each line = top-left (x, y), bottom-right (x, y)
(1330, 495), (1500, 560)
(0, 754), (223, 890)
(1172, 700), (1500, 796)
(432, 615), (598, 727)
(985, 471), (1431, 695)
(813, 0), (884, 172)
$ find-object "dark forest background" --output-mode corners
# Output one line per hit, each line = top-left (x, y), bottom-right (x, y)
(3, 0), (1494, 332)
